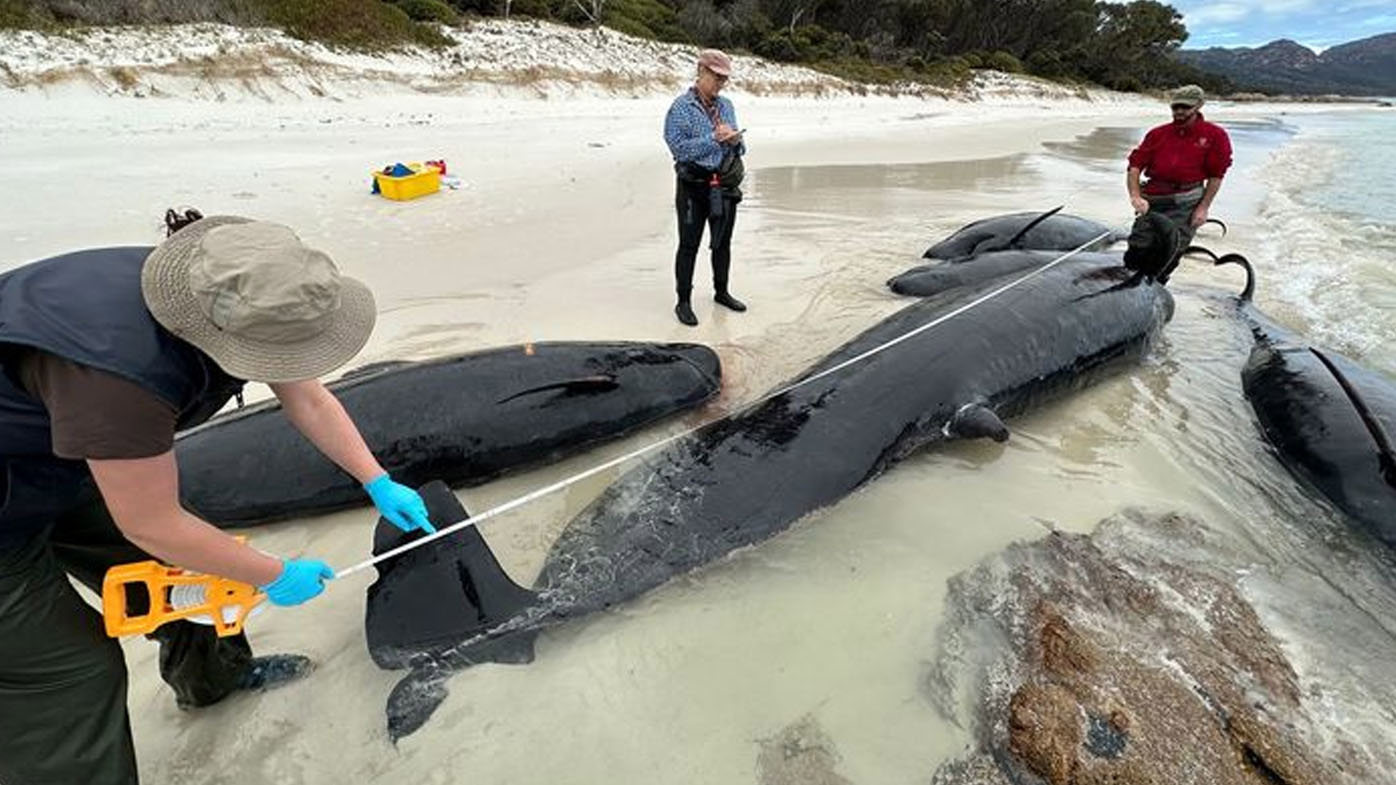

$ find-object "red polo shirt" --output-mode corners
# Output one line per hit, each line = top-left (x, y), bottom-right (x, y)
(1127, 112), (1233, 195)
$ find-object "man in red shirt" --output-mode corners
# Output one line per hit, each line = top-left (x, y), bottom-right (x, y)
(1126, 84), (1233, 245)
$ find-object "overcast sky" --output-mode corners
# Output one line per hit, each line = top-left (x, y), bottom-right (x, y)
(1173, 0), (1395, 50)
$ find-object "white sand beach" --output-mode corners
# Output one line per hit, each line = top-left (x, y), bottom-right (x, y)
(4, 19), (1394, 785)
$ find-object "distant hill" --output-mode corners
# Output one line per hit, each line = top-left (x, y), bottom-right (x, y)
(1177, 33), (1396, 96)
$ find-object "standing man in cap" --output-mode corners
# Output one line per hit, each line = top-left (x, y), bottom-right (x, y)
(1126, 84), (1233, 246)
(664, 47), (747, 327)
(0, 213), (436, 785)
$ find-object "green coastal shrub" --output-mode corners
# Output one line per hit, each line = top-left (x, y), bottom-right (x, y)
(508, 0), (562, 17)
(1025, 49), (1068, 78)
(981, 50), (1022, 73)
(396, 0), (457, 24)
(254, 0), (449, 48)
(1106, 74), (1144, 92)
(0, 0), (41, 28)
(754, 30), (799, 62)
(753, 25), (858, 64)
(600, 0), (687, 42)
(0, 0), (259, 27)
(674, 0), (732, 48)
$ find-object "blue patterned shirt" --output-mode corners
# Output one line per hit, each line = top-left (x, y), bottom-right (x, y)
(663, 88), (745, 170)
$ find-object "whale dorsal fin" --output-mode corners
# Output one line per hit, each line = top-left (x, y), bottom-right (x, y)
(946, 403), (1009, 442)
(1309, 349), (1396, 489)
(496, 373), (620, 404)
(999, 205), (1065, 251)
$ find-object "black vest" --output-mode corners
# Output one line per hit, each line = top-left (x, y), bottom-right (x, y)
(0, 246), (244, 546)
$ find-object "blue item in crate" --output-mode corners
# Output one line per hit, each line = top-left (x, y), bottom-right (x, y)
(370, 163), (418, 194)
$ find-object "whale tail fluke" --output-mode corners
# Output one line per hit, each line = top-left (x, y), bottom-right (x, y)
(365, 481), (540, 671)
(1178, 245), (1255, 301)
(384, 620), (542, 743)
(369, 481), (544, 741)
(386, 667), (451, 744)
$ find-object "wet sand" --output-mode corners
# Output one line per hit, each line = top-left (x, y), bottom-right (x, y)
(4, 92), (1392, 783)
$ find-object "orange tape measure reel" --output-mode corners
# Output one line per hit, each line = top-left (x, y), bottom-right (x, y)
(102, 561), (266, 638)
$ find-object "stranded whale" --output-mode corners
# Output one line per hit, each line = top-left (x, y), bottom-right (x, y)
(922, 206), (1125, 261)
(889, 250), (1126, 297)
(367, 252), (1176, 739)
(1204, 252), (1396, 546)
(177, 342), (720, 527)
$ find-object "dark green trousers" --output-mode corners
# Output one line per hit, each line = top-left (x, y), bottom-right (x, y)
(1146, 188), (1203, 247)
(0, 497), (252, 785)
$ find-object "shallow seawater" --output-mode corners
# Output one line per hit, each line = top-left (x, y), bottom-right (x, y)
(1252, 109), (1396, 376)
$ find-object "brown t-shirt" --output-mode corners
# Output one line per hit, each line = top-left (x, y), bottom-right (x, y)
(17, 349), (179, 460)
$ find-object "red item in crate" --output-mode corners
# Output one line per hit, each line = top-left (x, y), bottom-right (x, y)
(425, 159), (447, 175)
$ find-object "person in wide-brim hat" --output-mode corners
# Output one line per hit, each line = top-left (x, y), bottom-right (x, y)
(141, 214), (378, 383)
(0, 210), (438, 784)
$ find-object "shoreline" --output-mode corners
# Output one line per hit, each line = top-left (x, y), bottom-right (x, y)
(2, 57), (1379, 398)
(4, 19), (1391, 106)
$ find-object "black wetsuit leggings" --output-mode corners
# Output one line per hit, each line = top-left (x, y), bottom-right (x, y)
(674, 178), (737, 303)
(0, 487), (252, 785)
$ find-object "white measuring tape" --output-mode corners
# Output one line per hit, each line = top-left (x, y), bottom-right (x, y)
(335, 232), (1111, 579)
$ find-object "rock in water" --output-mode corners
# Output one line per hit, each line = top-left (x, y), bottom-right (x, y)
(928, 509), (1379, 785)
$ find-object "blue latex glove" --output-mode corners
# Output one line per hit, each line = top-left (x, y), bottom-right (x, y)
(260, 559), (334, 607)
(364, 473), (437, 534)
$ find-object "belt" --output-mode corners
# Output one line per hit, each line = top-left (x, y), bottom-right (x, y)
(1144, 179), (1204, 195)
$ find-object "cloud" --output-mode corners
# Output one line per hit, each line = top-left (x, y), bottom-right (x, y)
(1185, 4), (1252, 26)
(1255, 0), (1317, 13)
(1337, 0), (1390, 10)
(1180, 0), (1321, 24)
(1179, 0), (1394, 48)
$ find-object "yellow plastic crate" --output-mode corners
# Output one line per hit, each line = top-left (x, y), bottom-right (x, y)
(373, 165), (440, 201)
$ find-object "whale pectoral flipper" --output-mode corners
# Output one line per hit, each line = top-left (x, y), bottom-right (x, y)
(946, 403), (1010, 442)
(495, 374), (621, 404)
(366, 481), (540, 671)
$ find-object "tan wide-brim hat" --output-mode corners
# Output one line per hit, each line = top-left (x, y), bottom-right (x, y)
(141, 215), (377, 383)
